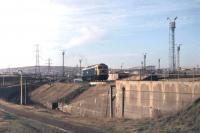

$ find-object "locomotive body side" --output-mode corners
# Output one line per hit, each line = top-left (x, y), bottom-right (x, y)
(82, 64), (108, 81)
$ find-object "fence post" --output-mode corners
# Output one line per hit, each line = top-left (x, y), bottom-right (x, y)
(122, 87), (125, 118)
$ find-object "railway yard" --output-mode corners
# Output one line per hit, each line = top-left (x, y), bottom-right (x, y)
(0, 0), (199, 132)
(0, 73), (200, 132)
(0, 90), (199, 133)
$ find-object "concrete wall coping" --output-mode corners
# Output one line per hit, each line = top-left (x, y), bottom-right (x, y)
(116, 80), (200, 84)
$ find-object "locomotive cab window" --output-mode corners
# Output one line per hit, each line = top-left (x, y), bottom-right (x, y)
(98, 66), (102, 69)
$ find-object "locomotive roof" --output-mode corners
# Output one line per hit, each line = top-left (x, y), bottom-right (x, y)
(82, 63), (108, 70)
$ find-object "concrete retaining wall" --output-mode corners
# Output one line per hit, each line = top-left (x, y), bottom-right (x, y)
(58, 84), (113, 118)
(115, 80), (200, 119)
(59, 93), (110, 117)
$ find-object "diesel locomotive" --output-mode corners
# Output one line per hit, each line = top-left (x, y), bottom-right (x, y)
(82, 63), (109, 81)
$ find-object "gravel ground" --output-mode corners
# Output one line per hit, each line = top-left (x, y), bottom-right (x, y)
(0, 110), (67, 133)
(0, 98), (199, 133)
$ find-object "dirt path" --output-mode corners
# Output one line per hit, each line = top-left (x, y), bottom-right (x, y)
(0, 103), (102, 133)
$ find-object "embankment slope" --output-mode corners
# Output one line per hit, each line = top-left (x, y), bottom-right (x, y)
(30, 82), (88, 107)
(136, 98), (200, 133)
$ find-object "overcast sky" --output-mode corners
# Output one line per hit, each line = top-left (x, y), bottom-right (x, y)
(0, 0), (199, 69)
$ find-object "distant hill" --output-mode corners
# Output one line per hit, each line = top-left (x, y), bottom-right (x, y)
(0, 66), (80, 76)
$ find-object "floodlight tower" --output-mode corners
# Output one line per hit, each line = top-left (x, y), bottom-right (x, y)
(167, 17), (178, 72)
(177, 44), (182, 70)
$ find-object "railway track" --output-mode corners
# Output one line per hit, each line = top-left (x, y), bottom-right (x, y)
(0, 103), (102, 133)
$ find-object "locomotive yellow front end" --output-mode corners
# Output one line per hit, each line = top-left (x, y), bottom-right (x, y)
(96, 64), (109, 80)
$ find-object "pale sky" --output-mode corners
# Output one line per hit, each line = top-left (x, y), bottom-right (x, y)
(0, 0), (199, 69)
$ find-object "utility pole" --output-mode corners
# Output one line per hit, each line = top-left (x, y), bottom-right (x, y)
(8, 65), (11, 74)
(62, 51), (65, 77)
(141, 61), (144, 69)
(143, 53), (147, 70)
(35, 44), (40, 77)
(79, 59), (82, 76)
(47, 58), (52, 74)
(141, 61), (144, 76)
(2, 76), (4, 87)
(18, 70), (23, 105)
(158, 58), (160, 70)
(24, 80), (27, 105)
(120, 63), (124, 70)
(76, 64), (79, 75)
(177, 44), (182, 70)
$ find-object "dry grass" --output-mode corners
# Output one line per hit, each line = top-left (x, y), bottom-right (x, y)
(135, 98), (200, 133)
(31, 82), (84, 104)
(71, 83), (111, 102)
